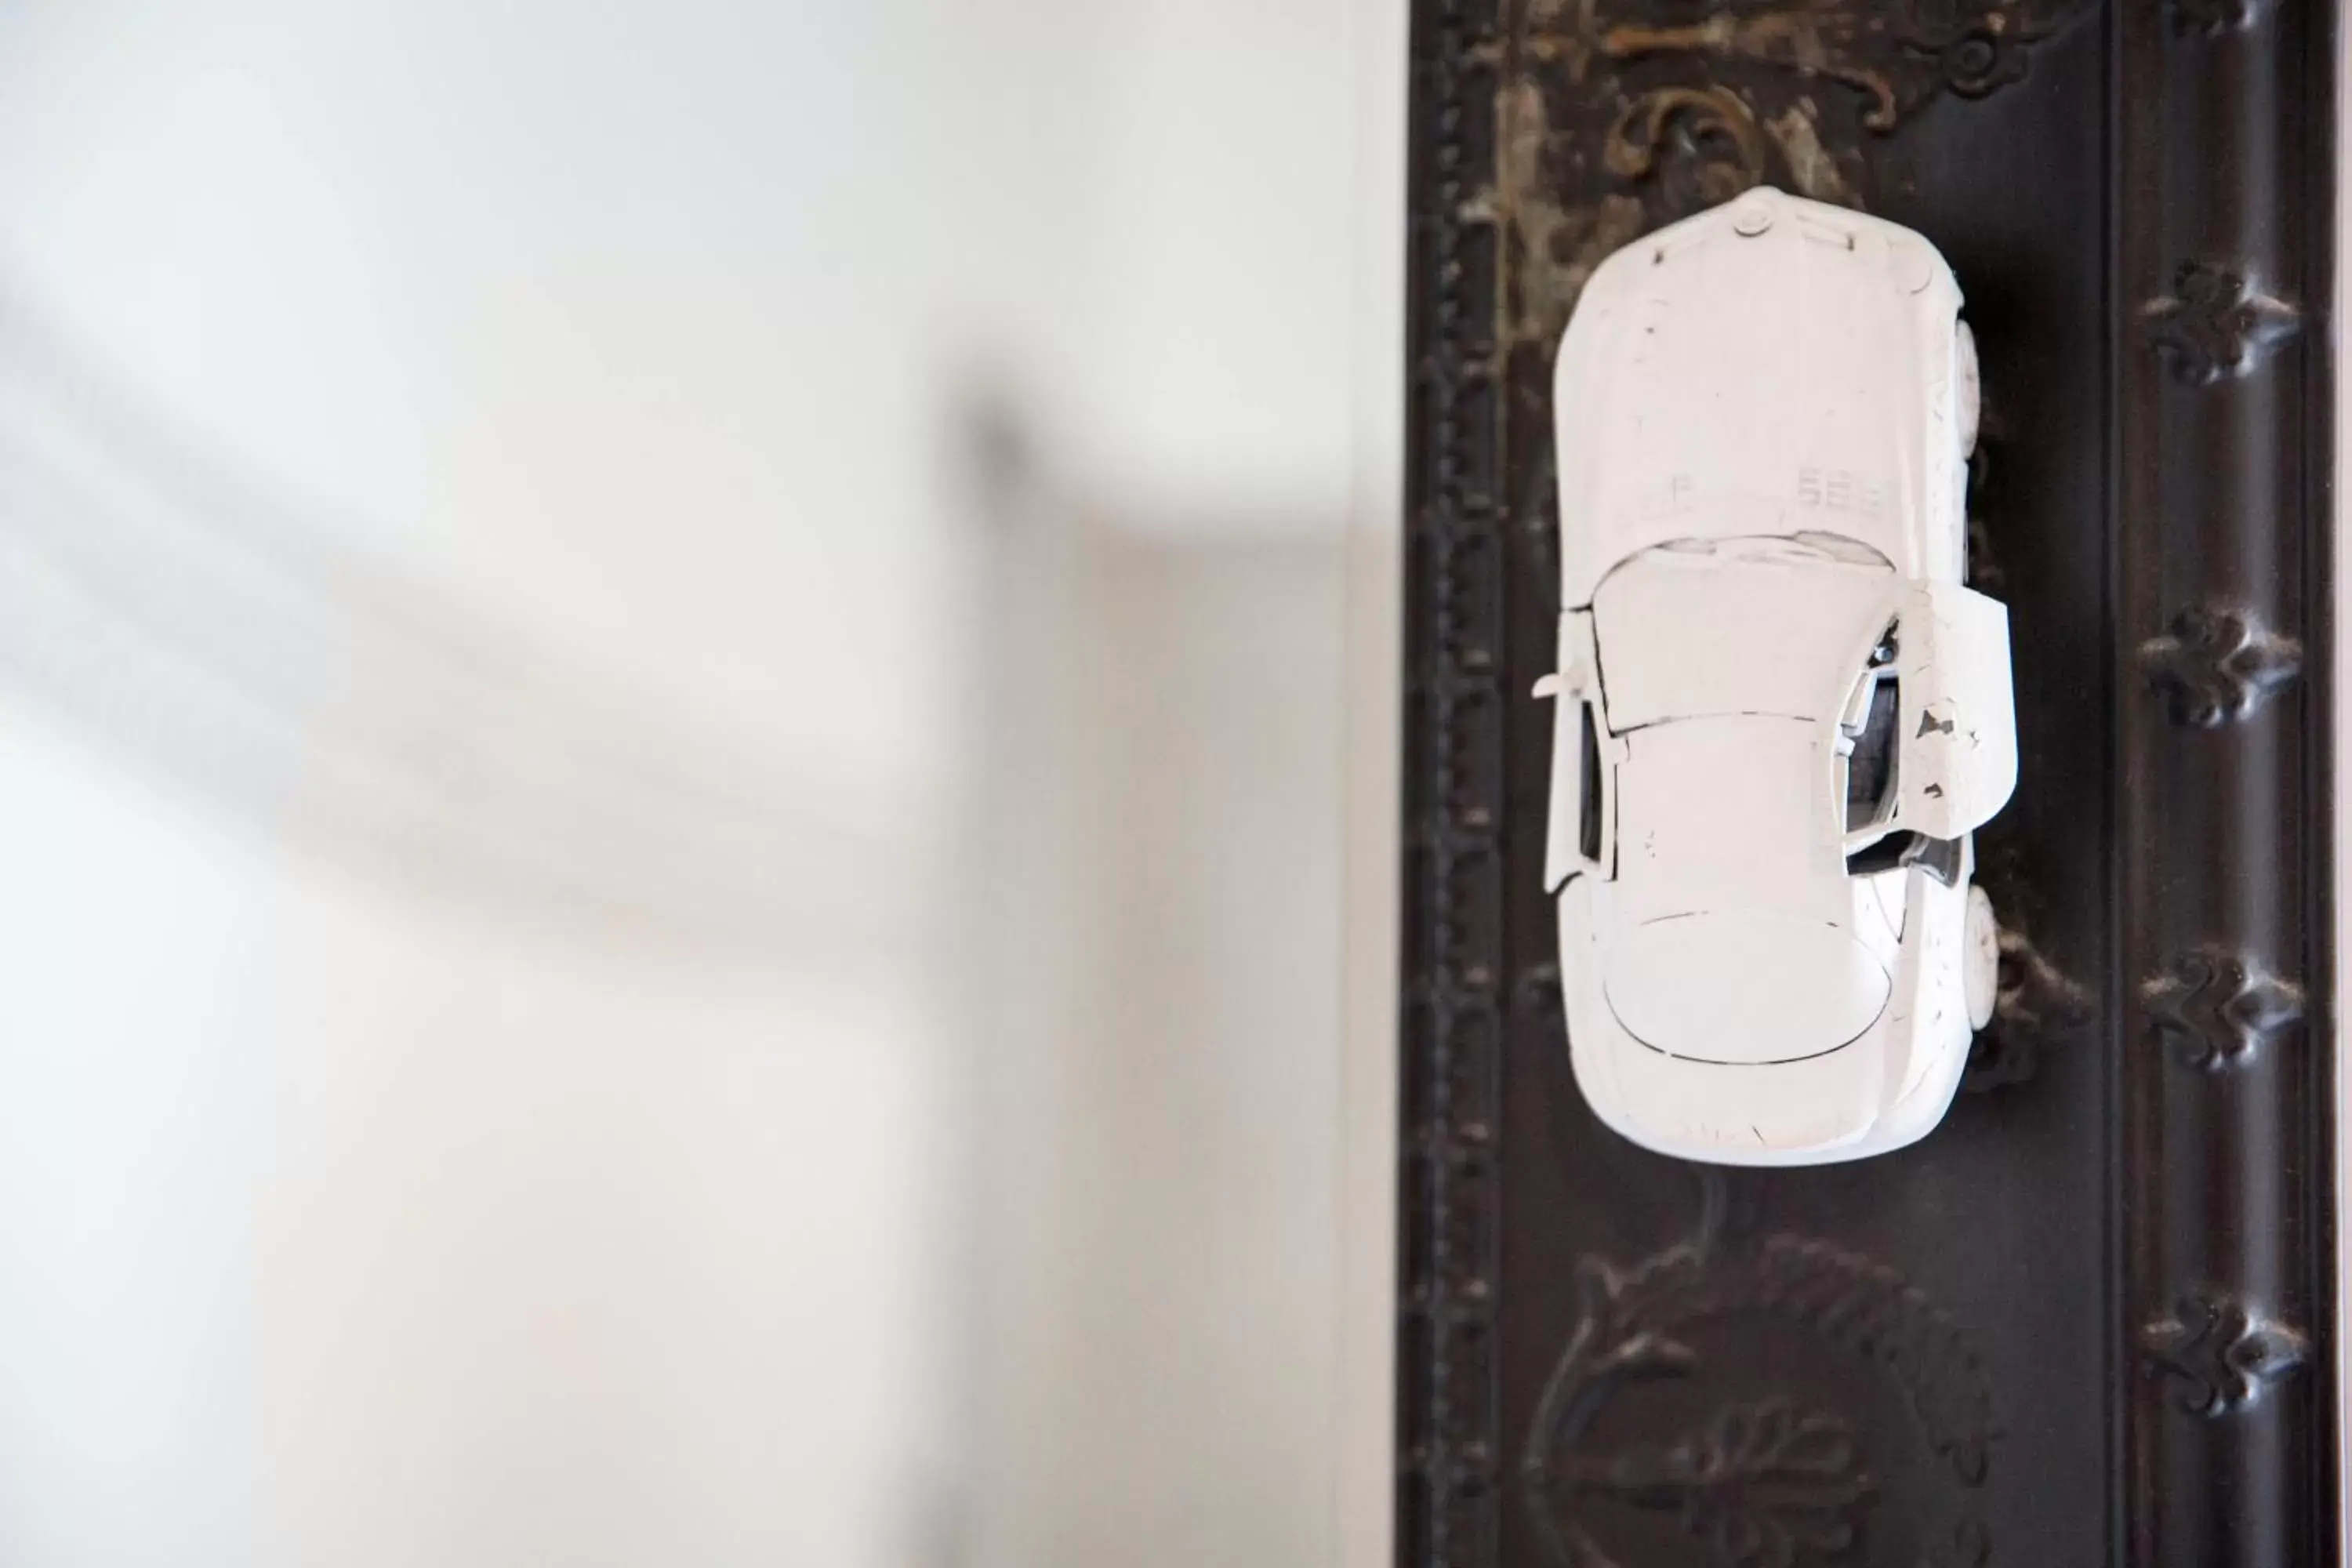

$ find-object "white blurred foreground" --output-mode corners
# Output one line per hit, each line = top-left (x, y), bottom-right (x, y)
(0, 4), (1400, 1566)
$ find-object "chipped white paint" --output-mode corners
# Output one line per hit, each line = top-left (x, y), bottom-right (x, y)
(1538, 187), (2017, 1167)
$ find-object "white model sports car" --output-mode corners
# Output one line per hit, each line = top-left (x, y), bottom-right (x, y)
(1537, 187), (2017, 1167)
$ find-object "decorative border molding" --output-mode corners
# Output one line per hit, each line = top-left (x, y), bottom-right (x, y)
(2113, 0), (2336, 1558)
(1399, 5), (1508, 1563)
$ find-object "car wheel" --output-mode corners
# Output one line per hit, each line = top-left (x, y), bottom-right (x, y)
(1955, 321), (1981, 459)
(1964, 883), (1999, 1033)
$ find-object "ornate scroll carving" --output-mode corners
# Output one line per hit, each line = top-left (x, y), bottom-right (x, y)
(2139, 604), (2302, 727)
(1602, 85), (1769, 209)
(1573, 0), (2089, 129)
(1965, 924), (2096, 1091)
(2142, 262), (2302, 383)
(1493, 0), (2100, 344)
(2140, 1287), (2309, 1415)
(2140, 947), (2305, 1071)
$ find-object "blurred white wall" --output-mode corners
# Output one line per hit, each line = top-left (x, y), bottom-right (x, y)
(0, 2), (1403, 1565)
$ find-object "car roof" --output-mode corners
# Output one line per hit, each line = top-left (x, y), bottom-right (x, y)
(1591, 539), (1894, 733)
(1610, 713), (1850, 925)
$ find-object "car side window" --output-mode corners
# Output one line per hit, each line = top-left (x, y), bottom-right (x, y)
(1838, 622), (1902, 835)
(1843, 677), (1900, 831)
(1541, 613), (1613, 892)
(1578, 700), (1603, 865)
(1838, 617), (1968, 887)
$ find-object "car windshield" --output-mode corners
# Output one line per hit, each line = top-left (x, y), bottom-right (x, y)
(1590, 539), (1895, 732)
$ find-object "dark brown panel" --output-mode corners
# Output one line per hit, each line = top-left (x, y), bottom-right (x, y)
(1396, 2), (2339, 1563)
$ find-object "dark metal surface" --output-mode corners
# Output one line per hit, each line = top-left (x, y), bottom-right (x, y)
(1396, 2), (2340, 1563)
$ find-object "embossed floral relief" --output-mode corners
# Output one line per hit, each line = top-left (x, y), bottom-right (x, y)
(2142, 262), (2301, 384)
(2141, 947), (2305, 1071)
(1524, 1175), (1998, 1567)
(2139, 603), (2302, 727)
(2167, 0), (2264, 34)
(1563, 1401), (1869, 1568)
(2140, 1287), (2309, 1415)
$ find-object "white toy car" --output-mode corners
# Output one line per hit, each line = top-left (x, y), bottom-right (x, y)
(1537, 187), (2017, 1167)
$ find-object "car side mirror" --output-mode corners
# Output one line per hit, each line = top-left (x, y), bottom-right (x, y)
(1893, 579), (2018, 840)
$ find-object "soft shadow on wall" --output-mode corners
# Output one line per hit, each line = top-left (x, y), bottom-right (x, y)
(949, 397), (1356, 1567)
(0, 294), (898, 962)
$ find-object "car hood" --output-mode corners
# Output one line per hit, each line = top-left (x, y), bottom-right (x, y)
(1553, 188), (1957, 602)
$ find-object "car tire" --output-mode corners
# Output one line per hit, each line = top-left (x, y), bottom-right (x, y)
(1964, 883), (1999, 1033)
(1955, 321), (1981, 459)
